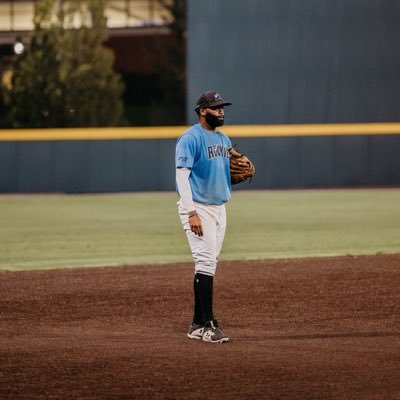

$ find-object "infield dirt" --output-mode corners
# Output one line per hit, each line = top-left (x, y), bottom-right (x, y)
(1, 254), (400, 400)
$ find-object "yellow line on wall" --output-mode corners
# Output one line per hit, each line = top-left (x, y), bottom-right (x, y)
(0, 122), (400, 141)
(228, 122), (400, 137)
(0, 126), (183, 141)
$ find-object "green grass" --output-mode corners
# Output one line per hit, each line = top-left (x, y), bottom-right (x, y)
(1, 189), (399, 271)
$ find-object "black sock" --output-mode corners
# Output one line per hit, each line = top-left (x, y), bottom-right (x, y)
(192, 274), (203, 325)
(195, 273), (214, 324)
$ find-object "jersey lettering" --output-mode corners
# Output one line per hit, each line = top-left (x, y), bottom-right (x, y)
(207, 144), (230, 159)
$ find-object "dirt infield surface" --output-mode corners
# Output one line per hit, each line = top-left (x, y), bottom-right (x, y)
(1, 254), (400, 400)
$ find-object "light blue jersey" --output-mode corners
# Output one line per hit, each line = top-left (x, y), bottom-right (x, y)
(176, 123), (232, 205)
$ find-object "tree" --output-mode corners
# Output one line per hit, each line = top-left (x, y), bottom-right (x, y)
(6, 0), (124, 128)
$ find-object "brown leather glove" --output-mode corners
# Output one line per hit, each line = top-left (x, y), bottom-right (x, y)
(228, 145), (256, 185)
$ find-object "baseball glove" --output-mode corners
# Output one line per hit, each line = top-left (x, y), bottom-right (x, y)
(228, 145), (255, 185)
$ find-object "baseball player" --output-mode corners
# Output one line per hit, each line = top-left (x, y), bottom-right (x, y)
(175, 91), (233, 343)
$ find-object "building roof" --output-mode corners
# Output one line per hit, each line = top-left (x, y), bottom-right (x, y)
(0, 0), (172, 44)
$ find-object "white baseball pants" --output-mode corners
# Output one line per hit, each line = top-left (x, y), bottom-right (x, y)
(178, 200), (227, 276)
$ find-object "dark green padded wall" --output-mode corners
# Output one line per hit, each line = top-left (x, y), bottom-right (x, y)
(187, 0), (400, 125)
(1, 135), (399, 193)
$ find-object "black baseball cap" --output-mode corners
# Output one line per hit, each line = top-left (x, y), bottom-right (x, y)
(194, 91), (232, 111)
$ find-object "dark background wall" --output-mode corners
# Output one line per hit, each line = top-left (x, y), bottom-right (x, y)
(187, 0), (400, 125)
(106, 32), (186, 126)
(1, 133), (399, 193)
(0, 139), (176, 193)
(1, 0), (400, 193)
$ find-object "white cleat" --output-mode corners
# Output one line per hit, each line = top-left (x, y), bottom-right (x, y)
(202, 320), (229, 343)
(187, 324), (204, 340)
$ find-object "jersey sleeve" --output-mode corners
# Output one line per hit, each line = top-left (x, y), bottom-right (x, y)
(175, 133), (197, 169)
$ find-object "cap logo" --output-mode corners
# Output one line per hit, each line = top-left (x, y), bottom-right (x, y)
(214, 93), (222, 100)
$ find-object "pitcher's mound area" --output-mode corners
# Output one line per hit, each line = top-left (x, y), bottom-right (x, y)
(1, 254), (400, 399)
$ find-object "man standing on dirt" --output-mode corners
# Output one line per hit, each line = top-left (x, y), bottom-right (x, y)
(175, 91), (233, 343)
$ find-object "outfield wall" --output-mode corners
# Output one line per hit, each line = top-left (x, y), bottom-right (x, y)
(187, 0), (400, 125)
(1, 124), (399, 193)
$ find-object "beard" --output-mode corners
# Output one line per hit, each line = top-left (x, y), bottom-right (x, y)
(205, 112), (224, 129)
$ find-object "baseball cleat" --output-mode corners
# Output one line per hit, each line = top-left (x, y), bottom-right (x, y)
(187, 323), (204, 340)
(202, 320), (229, 343)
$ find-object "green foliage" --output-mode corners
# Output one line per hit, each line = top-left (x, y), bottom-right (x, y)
(5, 0), (124, 128)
